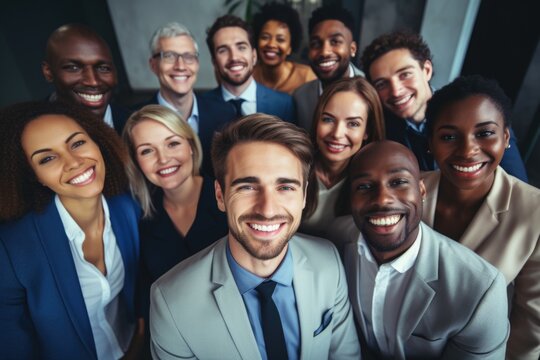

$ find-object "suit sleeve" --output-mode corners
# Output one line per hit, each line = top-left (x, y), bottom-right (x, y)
(328, 244), (361, 360)
(150, 283), (196, 360)
(0, 239), (37, 359)
(441, 271), (509, 360)
(506, 233), (540, 360)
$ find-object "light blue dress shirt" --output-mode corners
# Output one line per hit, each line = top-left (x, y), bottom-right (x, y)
(226, 243), (300, 360)
(157, 91), (199, 134)
(221, 78), (257, 116)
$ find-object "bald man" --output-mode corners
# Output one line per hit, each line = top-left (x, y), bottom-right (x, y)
(330, 140), (509, 359)
(42, 24), (130, 134)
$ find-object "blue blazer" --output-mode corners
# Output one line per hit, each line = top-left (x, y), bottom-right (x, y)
(0, 194), (140, 360)
(134, 92), (236, 176)
(202, 81), (296, 124)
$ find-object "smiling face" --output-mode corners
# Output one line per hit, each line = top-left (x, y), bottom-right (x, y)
(212, 26), (257, 90)
(429, 95), (509, 193)
(369, 48), (432, 122)
(21, 114), (106, 205)
(350, 141), (425, 263)
(131, 119), (193, 191)
(316, 91), (369, 167)
(308, 20), (356, 85)
(257, 20), (292, 67)
(42, 33), (117, 119)
(215, 141), (306, 266)
(150, 35), (199, 101)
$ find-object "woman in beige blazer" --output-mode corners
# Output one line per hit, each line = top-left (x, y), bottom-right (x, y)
(421, 75), (540, 360)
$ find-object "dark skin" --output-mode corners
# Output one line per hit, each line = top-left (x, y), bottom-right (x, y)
(350, 140), (426, 264)
(42, 24), (117, 119)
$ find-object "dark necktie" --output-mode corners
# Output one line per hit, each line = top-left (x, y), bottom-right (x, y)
(255, 280), (288, 360)
(228, 98), (245, 117)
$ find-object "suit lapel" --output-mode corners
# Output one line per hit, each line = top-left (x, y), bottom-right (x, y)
(394, 224), (437, 358)
(343, 241), (369, 340)
(34, 201), (96, 358)
(290, 239), (316, 360)
(255, 82), (268, 114)
(211, 239), (262, 360)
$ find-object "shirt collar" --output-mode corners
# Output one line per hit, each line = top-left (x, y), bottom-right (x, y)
(221, 78), (257, 102)
(226, 239), (294, 294)
(357, 225), (422, 273)
(318, 64), (355, 95)
(103, 105), (113, 128)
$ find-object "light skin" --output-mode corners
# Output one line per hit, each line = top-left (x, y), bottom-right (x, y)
(215, 141), (306, 278)
(42, 26), (117, 119)
(150, 35), (199, 118)
(369, 48), (433, 123)
(316, 90), (369, 188)
(21, 114), (107, 273)
(308, 20), (357, 87)
(350, 141), (426, 264)
(212, 26), (257, 96)
(429, 95), (509, 240)
(131, 119), (201, 235)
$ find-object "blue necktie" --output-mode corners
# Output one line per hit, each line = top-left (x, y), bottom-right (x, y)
(255, 280), (288, 360)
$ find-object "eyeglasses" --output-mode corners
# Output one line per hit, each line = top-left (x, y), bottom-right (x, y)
(152, 51), (199, 65)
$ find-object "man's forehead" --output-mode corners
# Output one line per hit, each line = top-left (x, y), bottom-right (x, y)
(49, 35), (112, 60)
(311, 20), (352, 38)
(352, 143), (419, 177)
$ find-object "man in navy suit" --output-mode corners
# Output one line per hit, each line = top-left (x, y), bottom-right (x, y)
(203, 15), (295, 123)
(42, 24), (131, 135)
(138, 22), (235, 175)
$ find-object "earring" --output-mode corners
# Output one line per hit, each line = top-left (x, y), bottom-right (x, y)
(506, 144), (511, 149)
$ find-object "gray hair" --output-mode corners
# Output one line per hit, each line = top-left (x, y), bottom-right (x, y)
(149, 22), (199, 54)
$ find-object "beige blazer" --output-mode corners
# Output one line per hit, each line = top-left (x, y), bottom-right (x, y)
(422, 167), (540, 360)
(150, 234), (360, 360)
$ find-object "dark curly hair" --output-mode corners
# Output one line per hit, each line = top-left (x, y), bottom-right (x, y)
(361, 31), (432, 80)
(425, 75), (512, 137)
(308, 5), (355, 36)
(206, 14), (255, 58)
(252, 2), (303, 53)
(0, 101), (128, 221)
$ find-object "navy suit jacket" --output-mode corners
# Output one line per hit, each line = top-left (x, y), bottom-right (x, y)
(0, 194), (140, 360)
(110, 103), (132, 135)
(135, 92), (236, 176)
(202, 81), (295, 124)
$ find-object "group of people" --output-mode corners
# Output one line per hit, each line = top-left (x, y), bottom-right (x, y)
(0, 2), (538, 360)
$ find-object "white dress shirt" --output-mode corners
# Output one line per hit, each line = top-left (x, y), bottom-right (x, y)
(221, 77), (257, 115)
(157, 91), (199, 133)
(358, 226), (422, 358)
(55, 195), (133, 359)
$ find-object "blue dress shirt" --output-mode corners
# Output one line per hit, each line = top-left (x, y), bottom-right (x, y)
(226, 243), (300, 360)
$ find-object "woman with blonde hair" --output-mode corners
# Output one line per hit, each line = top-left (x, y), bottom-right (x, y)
(300, 76), (385, 238)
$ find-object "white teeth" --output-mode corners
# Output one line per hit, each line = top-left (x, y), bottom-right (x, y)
(452, 163), (483, 173)
(172, 76), (188, 81)
(230, 65), (244, 71)
(250, 223), (280, 232)
(319, 60), (337, 68)
(392, 95), (412, 105)
(264, 51), (278, 57)
(77, 93), (103, 102)
(69, 167), (94, 184)
(158, 166), (178, 175)
(328, 143), (346, 150)
(368, 215), (401, 226)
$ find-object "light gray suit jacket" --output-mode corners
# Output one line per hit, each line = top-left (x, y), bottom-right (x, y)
(334, 219), (509, 360)
(150, 234), (360, 360)
(292, 64), (364, 131)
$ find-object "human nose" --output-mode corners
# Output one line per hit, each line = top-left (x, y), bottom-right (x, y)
(373, 184), (394, 206)
(173, 55), (186, 69)
(321, 41), (333, 55)
(81, 67), (98, 87)
(330, 121), (346, 139)
(156, 149), (169, 164)
(64, 152), (84, 171)
(389, 78), (403, 97)
(458, 135), (480, 158)
(255, 187), (278, 218)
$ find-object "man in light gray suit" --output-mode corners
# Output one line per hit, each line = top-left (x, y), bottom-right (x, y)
(150, 114), (360, 360)
(331, 140), (509, 359)
(293, 5), (364, 131)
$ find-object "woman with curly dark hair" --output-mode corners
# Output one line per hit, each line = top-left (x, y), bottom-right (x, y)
(252, 1), (316, 94)
(0, 101), (142, 359)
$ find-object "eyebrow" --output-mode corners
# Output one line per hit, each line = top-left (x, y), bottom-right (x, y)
(30, 131), (84, 159)
(322, 111), (365, 122)
(230, 176), (302, 187)
(436, 121), (500, 131)
(135, 135), (182, 150)
(372, 65), (415, 83)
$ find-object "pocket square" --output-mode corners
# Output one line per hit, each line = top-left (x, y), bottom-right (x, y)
(313, 309), (333, 336)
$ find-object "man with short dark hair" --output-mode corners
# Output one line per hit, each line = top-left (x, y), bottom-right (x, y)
(331, 140), (509, 359)
(150, 114), (360, 360)
(293, 5), (364, 131)
(361, 31), (528, 181)
(203, 15), (294, 123)
(42, 24), (130, 134)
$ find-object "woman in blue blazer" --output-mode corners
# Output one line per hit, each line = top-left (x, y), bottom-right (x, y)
(0, 101), (141, 359)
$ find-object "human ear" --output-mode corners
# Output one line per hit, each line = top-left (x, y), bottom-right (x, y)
(214, 180), (226, 212)
(42, 61), (54, 82)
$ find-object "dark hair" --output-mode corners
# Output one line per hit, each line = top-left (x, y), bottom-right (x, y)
(307, 76), (386, 216)
(206, 14), (255, 57)
(361, 31), (432, 80)
(0, 101), (128, 221)
(211, 114), (314, 213)
(425, 75), (512, 137)
(308, 5), (355, 36)
(252, 2), (303, 52)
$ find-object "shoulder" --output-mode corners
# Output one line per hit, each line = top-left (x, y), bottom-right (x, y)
(257, 82), (292, 101)
(498, 167), (540, 201)
(107, 193), (141, 217)
(292, 62), (317, 81)
(200, 87), (223, 102)
(290, 233), (341, 267)
(421, 170), (440, 189)
(293, 79), (318, 100)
